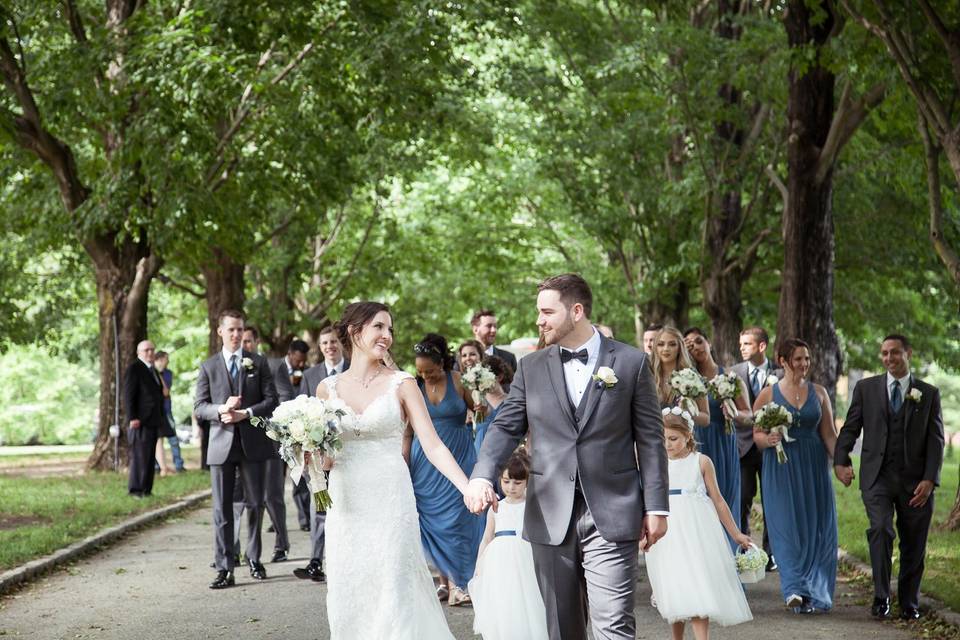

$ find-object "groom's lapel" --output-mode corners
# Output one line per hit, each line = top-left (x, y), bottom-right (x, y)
(577, 337), (617, 431)
(545, 346), (578, 432)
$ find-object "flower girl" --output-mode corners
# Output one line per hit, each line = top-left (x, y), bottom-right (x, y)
(468, 451), (548, 640)
(646, 407), (753, 640)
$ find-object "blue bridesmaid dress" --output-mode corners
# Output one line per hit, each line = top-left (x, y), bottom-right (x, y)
(762, 382), (838, 610)
(411, 371), (485, 589)
(694, 366), (742, 549)
(473, 404), (502, 456)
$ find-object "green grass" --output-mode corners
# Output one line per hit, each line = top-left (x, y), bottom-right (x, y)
(834, 453), (960, 612)
(0, 469), (210, 571)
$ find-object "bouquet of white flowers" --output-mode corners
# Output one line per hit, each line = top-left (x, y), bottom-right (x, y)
(735, 544), (769, 584)
(707, 371), (741, 435)
(753, 402), (794, 464)
(251, 394), (358, 510)
(461, 363), (497, 424)
(669, 368), (707, 416)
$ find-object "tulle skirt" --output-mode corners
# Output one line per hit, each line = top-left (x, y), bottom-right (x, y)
(468, 536), (548, 640)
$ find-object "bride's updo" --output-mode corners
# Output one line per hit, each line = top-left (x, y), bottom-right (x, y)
(335, 301), (391, 357)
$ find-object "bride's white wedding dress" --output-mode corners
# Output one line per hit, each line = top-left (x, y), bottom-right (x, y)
(323, 371), (454, 639)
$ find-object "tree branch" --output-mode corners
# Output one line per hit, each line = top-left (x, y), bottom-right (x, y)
(63, 0), (88, 43)
(764, 164), (788, 212)
(916, 0), (960, 91)
(308, 210), (378, 321)
(815, 80), (886, 184)
(156, 272), (205, 298)
(918, 113), (960, 286)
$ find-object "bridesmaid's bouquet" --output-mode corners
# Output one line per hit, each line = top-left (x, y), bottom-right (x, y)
(461, 363), (497, 425)
(753, 402), (794, 464)
(707, 371), (741, 435)
(251, 394), (358, 510)
(669, 368), (706, 417)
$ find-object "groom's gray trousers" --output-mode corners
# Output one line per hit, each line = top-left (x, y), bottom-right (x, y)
(531, 488), (638, 640)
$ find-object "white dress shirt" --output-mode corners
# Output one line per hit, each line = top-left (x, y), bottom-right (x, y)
(561, 329), (601, 408)
(886, 371), (911, 403)
(326, 358), (345, 376)
(747, 358), (770, 388)
(221, 347), (250, 417)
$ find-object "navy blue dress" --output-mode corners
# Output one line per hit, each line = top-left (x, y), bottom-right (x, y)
(411, 371), (485, 588)
(762, 382), (838, 610)
(694, 366), (741, 550)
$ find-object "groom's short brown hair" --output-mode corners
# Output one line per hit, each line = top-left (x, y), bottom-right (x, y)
(538, 273), (593, 318)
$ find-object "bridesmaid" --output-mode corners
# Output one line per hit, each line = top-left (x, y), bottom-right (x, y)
(752, 338), (838, 613)
(458, 339), (485, 371)
(683, 327), (751, 549)
(411, 333), (484, 607)
(472, 355), (513, 455)
(651, 327), (709, 425)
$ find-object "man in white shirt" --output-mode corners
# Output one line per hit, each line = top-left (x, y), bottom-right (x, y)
(470, 309), (518, 375)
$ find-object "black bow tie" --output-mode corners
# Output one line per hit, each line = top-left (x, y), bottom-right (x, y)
(560, 348), (589, 365)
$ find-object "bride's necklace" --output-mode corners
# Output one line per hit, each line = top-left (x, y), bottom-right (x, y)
(348, 365), (383, 389)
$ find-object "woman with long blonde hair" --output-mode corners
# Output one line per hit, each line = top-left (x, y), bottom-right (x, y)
(650, 327), (709, 427)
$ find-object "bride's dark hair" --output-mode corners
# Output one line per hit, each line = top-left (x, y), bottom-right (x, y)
(413, 333), (455, 371)
(335, 301), (391, 357)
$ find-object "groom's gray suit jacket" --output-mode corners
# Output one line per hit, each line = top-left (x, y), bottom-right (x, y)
(472, 336), (669, 545)
(194, 351), (278, 465)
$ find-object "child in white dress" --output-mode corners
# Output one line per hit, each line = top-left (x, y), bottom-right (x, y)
(646, 407), (754, 640)
(468, 452), (548, 640)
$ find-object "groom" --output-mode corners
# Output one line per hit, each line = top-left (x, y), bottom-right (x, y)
(466, 273), (669, 640)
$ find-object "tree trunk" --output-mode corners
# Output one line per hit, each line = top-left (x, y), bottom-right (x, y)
(86, 231), (162, 470)
(202, 247), (246, 356)
(777, 0), (843, 400)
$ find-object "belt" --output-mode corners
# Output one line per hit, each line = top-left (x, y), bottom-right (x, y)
(494, 530), (517, 538)
(668, 489), (698, 495)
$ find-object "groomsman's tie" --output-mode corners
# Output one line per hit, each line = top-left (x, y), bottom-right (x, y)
(890, 381), (903, 413)
(229, 355), (240, 382)
(750, 369), (761, 398)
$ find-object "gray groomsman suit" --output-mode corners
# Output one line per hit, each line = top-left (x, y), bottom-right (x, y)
(472, 332), (668, 640)
(263, 357), (302, 553)
(299, 358), (349, 562)
(195, 349), (278, 571)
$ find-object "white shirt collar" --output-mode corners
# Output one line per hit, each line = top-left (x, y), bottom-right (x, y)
(485, 344), (495, 356)
(326, 358), (344, 373)
(222, 347), (243, 366)
(138, 357), (154, 370)
(568, 328), (601, 357)
(886, 371), (911, 390)
(748, 357), (769, 374)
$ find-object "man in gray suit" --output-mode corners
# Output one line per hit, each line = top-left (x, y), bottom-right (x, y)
(729, 325), (781, 570)
(470, 308), (518, 375)
(294, 326), (349, 582)
(835, 334), (944, 621)
(465, 273), (668, 640)
(195, 309), (278, 589)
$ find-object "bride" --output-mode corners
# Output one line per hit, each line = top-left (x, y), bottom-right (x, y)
(316, 301), (470, 639)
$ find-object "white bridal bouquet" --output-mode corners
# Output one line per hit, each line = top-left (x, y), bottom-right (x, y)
(753, 402), (794, 464)
(251, 394), (358, 510)
(669, 368), (707, 416)
(461, 363), (497, 424)
(707, 371), (741, 434)
(735, 544), (769, 584)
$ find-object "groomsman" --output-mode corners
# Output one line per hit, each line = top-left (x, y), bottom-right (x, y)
(730, 326), (781, 569)
(470, 309), (517, 374)
(123, 340), (165, 497)
(835, 334), (944, 621)
(294, 326), (349, 582)
(195, 309), (278, 589)
(642, 323), (662, 355)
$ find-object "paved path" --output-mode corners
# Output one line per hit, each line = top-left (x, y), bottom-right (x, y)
(0, 495), (925, 640)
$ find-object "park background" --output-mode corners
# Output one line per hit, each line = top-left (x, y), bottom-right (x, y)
(1, 0), (960, 625)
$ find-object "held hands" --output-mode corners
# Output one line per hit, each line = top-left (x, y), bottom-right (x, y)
(639, 514), (667, 552)
(909, 480), (934, 508)
(219, 409), (247, 424)
(464, 478), (499, 514)
(834, 465), (855, 487)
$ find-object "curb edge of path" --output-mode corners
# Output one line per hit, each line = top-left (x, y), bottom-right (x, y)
(837, 547), (960, 629)
(0, 489), (211, 597)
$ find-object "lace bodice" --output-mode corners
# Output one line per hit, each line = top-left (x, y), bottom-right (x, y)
(324, 371), (413, 444)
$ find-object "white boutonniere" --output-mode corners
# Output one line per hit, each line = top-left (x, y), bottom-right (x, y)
(242, 357), (255, 371)
(765, 374), (778, 387)
(907, 388), (922, 403)
(593, 366), (618, 389)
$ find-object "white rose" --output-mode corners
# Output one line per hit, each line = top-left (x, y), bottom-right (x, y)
(766, 375), (778, 387)
(594, 366), (618, 388)
(242, 357), (254, 370)
(908, 388), (922, 403)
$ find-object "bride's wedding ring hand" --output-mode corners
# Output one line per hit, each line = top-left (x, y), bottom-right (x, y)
(464, 479), (498, 514)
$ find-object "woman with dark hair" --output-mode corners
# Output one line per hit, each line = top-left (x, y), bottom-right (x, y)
(458, 339), (485, 372)
(473, 355), (514, 455)
(683, 327), (751, 550)
(412, 333), (484, 606)
(317, 302), (467, 639)
(752, 338), (838, 614)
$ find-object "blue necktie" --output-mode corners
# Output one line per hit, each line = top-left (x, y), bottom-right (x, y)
(229, 355), (239, 382)
(890, 381), (902, 413)
(750, 368), (761, 398)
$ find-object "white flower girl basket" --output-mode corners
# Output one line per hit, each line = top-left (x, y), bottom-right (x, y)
(735, 543), (768, 584)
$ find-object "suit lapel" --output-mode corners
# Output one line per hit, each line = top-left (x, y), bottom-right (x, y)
(545, 346), (577, 432)
(903, 375), (917, 431)
(577, 338), (616, 431)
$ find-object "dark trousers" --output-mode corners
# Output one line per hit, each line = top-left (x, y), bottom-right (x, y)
(292, 476), (311, 528)
(127, 426), (158, 496)
(739, 444), (771, 555)
(210, 456), (267, 571)
(199, 421), (210, 471)
(861, 474), (935, 609)
(264, 457), (290, 551)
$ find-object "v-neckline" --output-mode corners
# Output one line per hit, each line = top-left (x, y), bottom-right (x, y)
(779, 382), (810, 413)
(424, 374), (448, 408)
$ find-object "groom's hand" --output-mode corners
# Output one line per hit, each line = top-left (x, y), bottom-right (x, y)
(464, 478), (498, 514)
(639, 514), (667, 552)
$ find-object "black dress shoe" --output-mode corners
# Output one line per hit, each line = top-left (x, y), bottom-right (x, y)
(249, 560), (267, 580)
(766, 555), (778, 572)
(266, 523), (275, 533)
(209, 570), (235, 589)
(300, 524), (311, 532)
(293, 559), (325, 582)
(899, 607), (921, 621)
(871, 597), (891, 618)
(272, 549), (288, 563)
